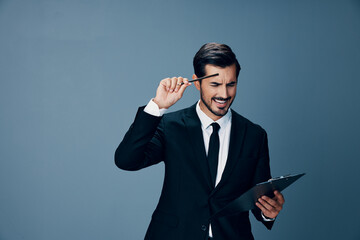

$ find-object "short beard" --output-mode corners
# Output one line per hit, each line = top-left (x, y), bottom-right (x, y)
(200, 89), (233, 117)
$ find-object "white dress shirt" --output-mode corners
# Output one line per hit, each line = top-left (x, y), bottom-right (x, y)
(195, 101), (232, 187)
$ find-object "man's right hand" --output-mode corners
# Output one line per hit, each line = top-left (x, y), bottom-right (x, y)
(153, 77), (191, 109)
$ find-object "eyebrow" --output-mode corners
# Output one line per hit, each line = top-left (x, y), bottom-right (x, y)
(227, 81), (237, 85)
(209, 81), (237, 85)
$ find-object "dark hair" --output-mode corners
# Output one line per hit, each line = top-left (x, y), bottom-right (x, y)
(193, 42), (241, 79)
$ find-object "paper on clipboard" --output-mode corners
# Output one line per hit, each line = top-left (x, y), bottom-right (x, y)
(212, 173), (305, 219)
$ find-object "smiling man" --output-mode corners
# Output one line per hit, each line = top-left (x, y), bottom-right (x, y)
(195, 64), (237, 120)
(115, 43), (284, 240)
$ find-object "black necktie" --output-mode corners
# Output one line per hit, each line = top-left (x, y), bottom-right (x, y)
(208, 122), (220, 186)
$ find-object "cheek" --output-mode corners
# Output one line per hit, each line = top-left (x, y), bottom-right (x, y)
(201, 88), (215, 99)
(229, 88), (237, 97)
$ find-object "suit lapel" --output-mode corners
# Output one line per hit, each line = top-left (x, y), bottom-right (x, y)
(183, 105), (214, 191)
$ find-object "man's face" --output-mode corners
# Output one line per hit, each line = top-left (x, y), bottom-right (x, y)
(194, 64), (237, 121)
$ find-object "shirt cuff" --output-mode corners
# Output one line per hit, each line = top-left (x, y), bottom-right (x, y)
(261, 212), (276, 222)
(144, 99), (168, 117)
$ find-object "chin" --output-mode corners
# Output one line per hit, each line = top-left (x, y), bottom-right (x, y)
(212, 107), (229, 117)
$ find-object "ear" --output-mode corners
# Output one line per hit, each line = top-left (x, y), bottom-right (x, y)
(193, 74), (201, 91)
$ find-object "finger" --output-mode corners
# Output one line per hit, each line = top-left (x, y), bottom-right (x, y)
(261, 195), (283, 212)
(161, 78), (171, 91)
(175, 76), (183, 93)
(258, 197), (275, 211)
(257, 200), (279, 219)
(256, 201), (275, 218)
(169, 77), (177, 92)
(274, 191), (285, 204)
(255, 202), (266, 213)
(177, 78), (191, 96)
(261, 195), (277, 207)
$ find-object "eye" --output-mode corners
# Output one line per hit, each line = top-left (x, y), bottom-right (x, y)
(210, 82), (220, 87)
(227, 82), (236, 87)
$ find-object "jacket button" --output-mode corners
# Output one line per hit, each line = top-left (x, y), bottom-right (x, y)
(201, 225), (207, 231)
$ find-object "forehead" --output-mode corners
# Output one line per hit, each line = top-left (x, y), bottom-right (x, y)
(204, 64), (237, 83)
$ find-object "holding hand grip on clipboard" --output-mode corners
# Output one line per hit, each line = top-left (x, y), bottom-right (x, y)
(211, 173), (305, 219)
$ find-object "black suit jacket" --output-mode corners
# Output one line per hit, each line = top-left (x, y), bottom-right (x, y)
(115, 104), (274, 240)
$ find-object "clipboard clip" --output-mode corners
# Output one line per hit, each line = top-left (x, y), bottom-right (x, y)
(268, 174), (292, 182)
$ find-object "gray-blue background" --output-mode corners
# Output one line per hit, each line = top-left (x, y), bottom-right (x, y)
(1, 0), (359, 239)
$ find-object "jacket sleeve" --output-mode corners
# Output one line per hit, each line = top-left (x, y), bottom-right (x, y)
(114, 106), (165, 171)
(250, 130), (275, 230)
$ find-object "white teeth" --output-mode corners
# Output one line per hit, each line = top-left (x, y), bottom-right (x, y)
(214, 99), (226, 104)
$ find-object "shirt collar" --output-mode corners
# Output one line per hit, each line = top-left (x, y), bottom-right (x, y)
(195, 100), (232, 131)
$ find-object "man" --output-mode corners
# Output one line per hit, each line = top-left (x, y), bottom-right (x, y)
(115, 43), (284, 240)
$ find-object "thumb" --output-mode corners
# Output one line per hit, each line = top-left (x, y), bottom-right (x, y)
(177, 82), (191, 97)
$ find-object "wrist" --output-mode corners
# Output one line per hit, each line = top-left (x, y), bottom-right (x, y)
(144, 99), (168, 117)
(153, 97), (168, 109)
(261, 212), (276, 221)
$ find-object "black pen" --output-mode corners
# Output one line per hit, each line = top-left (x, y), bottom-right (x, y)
(181, 73), (219, 85)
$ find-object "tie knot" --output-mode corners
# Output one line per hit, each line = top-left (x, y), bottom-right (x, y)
(211, 122), (220, 133)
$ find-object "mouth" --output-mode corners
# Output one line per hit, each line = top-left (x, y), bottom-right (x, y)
(213, 97), (231, 108)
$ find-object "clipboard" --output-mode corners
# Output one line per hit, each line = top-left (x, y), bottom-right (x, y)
(212, 173), (305, 219)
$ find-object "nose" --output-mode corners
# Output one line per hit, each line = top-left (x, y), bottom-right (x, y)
(219, 85), (229, 99)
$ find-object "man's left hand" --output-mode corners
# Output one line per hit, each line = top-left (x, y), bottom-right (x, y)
(256, 190), (285, 219)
